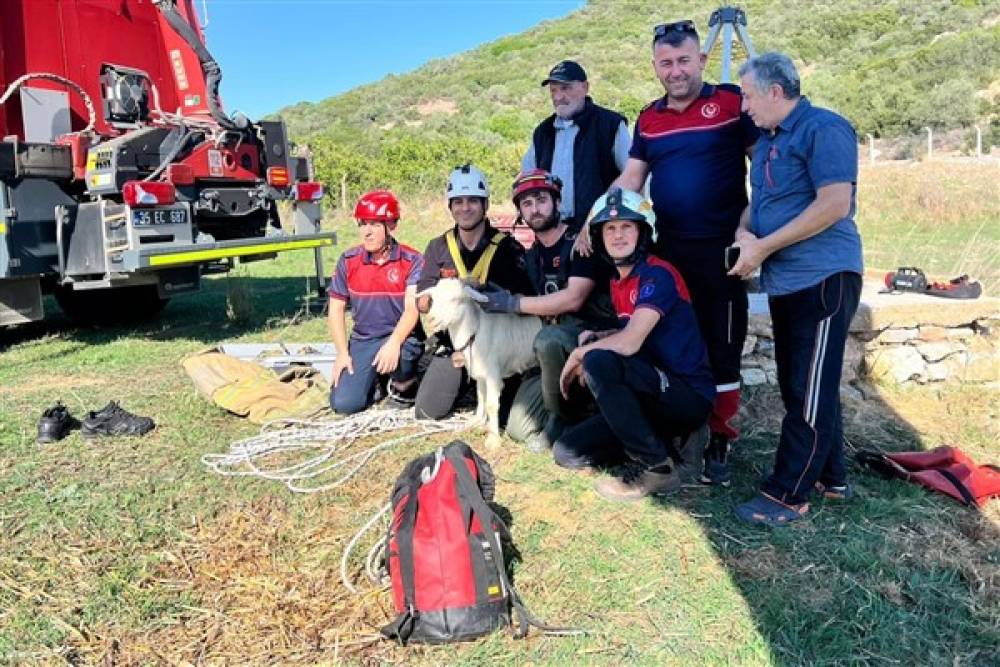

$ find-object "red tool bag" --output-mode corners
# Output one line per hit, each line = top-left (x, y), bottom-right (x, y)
(857, 446), (1000, 507)
(380, 440), (578, 645)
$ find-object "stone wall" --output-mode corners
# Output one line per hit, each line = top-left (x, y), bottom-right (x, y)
(739, 284), (1000, 388)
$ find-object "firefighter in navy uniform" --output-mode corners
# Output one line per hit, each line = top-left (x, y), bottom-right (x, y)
(414, 164), (536, 420)
(477, 169), (617, 451)
(556, 188), (715, 501)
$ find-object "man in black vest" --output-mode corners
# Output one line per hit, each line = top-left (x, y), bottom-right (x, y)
(479, 169), (617, 452)
(522, 60), (630, 226)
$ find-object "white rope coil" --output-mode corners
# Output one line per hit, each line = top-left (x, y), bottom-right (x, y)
(203, 409), (473, 593)
(201, 410), (471, 493)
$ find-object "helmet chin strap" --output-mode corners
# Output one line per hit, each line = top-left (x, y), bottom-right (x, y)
(613, 247), (647, 267)
(376, 222), (396, 255)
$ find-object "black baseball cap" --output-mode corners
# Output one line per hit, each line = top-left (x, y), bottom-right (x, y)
(541, 60), (587, 86)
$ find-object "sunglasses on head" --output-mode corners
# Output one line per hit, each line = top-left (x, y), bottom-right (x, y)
(653, 20), (696, 37)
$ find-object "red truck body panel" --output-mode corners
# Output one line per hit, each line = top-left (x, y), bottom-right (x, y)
(0, 0), (211, 139)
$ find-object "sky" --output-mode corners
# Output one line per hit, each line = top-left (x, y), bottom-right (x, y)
(198, 0), (585, 120)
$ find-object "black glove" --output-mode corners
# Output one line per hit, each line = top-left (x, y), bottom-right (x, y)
(477, 286), (521, 314)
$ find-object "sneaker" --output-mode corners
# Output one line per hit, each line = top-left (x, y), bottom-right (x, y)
(595, 460), (681, 502)
(81, 401), (155, 438)
(37, 401), (78, 443)
(524, 432), (551, 454)
(384, 382), (417, 410)
(700, 433), (733, 487)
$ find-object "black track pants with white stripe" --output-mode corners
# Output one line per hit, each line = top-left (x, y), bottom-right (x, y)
(761, 272), (862, 506)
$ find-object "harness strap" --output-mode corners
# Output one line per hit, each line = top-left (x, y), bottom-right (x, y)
(445, 230), (504, 283)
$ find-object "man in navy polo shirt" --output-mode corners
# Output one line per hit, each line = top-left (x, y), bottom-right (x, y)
(728, 52), (863, 526)
(555, 188), (715, 502)
(604, 20), (759, 487)
(328, 190), (424, 414)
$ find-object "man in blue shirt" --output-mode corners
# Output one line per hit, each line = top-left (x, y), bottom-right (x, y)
(728, 52), (863, 526)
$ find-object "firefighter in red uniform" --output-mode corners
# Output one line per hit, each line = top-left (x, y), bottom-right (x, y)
(328, 190), (424, 414)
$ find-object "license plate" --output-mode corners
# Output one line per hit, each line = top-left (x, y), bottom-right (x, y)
(132, 206), (188, 226)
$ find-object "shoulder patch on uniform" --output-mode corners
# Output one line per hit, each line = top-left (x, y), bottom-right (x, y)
(639, 282), (656, 299)
(341, 245), (364, 258)
(398, 242), (421, 256)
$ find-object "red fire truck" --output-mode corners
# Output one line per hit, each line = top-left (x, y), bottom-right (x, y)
(0, 0), (334, 325)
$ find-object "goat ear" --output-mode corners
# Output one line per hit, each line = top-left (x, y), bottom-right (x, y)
(463, 285), (489, 303)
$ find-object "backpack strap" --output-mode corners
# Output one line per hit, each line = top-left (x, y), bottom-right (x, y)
(381, 486), (421, 644)
(443, 447), (586, 639)
(558, 226), (578, 288)
(525, 244), (544, 295)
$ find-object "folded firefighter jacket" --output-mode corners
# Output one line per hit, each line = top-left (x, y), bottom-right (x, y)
(182, 351), (329, 424)
(857, 446), (1000, 507)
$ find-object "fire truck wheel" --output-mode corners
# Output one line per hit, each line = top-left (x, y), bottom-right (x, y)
(54, 285), (170, 326)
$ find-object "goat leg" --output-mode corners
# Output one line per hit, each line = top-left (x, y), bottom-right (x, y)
(483, 373), (504, 449)
(473, 380), (487, 425)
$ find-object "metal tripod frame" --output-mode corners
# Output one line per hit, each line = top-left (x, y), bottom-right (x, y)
(701, 6), (757, 83)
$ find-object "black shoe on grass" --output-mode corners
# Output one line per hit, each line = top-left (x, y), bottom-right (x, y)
(699, 432), (733, 487)
(81, 401), (155, 438)
(37, 401), (79, 443)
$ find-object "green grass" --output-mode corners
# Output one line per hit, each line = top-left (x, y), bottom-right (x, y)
(2, 164), (1000, 664)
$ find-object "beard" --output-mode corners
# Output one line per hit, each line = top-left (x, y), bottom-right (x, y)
(524, 208), (560, 232)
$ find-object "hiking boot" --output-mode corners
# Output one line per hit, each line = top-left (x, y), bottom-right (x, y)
(700, 432), (733, 487)
(81, 401), (155, 438)
(674, 424), (708, 483)
(595, 460), (681, 502)
(37, 401), (78, 443)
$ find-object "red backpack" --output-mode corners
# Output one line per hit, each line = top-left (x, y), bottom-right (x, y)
(380, 440), (577, 644)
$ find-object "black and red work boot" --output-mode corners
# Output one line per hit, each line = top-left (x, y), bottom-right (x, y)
(37, 401), (79, 443)
(81, 401), (155, 438)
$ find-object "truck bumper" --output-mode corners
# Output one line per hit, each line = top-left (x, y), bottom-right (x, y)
(133, 232), (335, 269)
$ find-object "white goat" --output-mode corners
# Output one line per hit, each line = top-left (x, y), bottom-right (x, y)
(419, 278), (541, 444)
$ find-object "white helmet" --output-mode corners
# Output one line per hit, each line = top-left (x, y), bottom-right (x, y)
(587, 188), (658, 265)
(446, 163), (490, 200)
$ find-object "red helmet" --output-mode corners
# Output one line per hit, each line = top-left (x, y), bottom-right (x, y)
(354, 189), (400, 223)
(511, 169), (562, 204)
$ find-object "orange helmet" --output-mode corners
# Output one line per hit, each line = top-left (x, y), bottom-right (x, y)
(354, 189), (400, 223)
